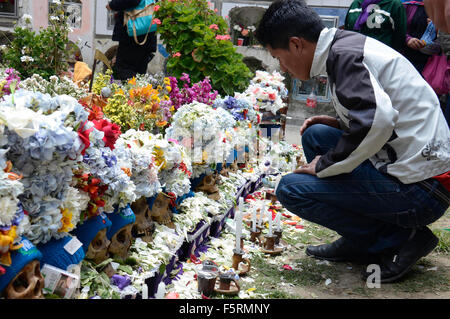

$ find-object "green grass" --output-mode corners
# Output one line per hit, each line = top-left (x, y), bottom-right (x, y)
(432, 229), (450, 254)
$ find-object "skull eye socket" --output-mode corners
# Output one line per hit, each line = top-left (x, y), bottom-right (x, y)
(13, 272), (29, 293)
(116, 229), (127, 244)
(92, 237), (104, 249)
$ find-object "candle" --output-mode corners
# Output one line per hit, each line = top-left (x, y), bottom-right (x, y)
(268, 206), (273, 236)
(276, 212), (281, 231)
(259, 203), (264, 227)
(252, 206), (257, 232)
(142, 283), (148, 299)
(235, 210), (242, 253)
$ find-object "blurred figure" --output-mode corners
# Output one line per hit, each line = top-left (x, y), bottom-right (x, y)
(402, 1), (434, 73)
(345, 0), (407, 52)
(107, 0), (157, 80)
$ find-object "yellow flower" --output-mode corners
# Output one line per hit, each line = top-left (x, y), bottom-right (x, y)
(165, 86), (171, 93)
(128, 77), (136, 85)
(164, 77), (171, 85)
(58, 208), (74, 233)
(0, 226), (23, 267)
(153, 147), (166, 170)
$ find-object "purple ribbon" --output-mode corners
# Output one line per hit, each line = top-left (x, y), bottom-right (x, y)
(353, 0), (383, 31)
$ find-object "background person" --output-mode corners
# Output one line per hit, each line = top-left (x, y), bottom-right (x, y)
(107, 0), (158, 80)
(345, 0), (407, 52)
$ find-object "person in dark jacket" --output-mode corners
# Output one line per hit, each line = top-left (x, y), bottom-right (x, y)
(107, 0), (157, 80)
(401, 1), (433, 73)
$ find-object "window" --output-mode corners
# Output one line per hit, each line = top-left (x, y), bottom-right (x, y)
(48, 0), (83, 29)
(0, 0), (18, 17)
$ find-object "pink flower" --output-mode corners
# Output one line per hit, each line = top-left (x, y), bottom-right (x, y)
(209, 24), (219, 30)
(173, 52), (181, 57)
(214, 8), (218, 12)
(154, 4), (160, 11)
(215, 34), (231, 41)
(153, 18), (161, 25)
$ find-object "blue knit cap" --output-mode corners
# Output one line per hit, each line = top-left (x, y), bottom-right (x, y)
(71, 213), (112, 254)
(0, 237), (43, 293)
(106, 204), (136, 240)
(37, 235), (85, 271)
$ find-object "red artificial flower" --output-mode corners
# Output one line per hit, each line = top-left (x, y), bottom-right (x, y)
(92, 119), (121, 150)
(77, 121), (94, 156)
(282, 264), (293, 271)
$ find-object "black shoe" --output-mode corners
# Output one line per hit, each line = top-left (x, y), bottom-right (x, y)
(361, 227), (439, 283)
(306, 237), (381, 264)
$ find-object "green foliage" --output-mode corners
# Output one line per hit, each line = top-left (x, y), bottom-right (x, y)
(154, 0), (253, 96)
(1, 1), (74, 79)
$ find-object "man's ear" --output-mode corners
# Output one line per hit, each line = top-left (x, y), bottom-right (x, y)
(289, 37), (303, 54)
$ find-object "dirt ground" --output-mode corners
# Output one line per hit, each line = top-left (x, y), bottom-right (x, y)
(239, 209), (450, 299)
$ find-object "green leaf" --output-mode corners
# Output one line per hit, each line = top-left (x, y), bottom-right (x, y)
(159, 263), (166, 275)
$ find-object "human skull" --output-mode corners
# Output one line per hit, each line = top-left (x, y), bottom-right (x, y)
(4, 260), (44, 299)
(150, 193), (175, 229)
(220, 161), (229, 177)
(131, 197), (154, 243)
(108, 224), (133, 259)
(195, 174), (220, 201)
(229, 160), (239, 173)
(85, 228), (111, 264)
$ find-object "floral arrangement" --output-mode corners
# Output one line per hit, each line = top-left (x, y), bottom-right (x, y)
(168, 73), (218, 110)
(117, 129), (192, 198)
(235, 70), (288, 115)
(0, 90), (88, 244)
(114, 130), (162, 199)
(165, 101), (236, 177)
(0, 123), (26, 267)
(99, 75), (174, 134)
(213, 95), (259, 123)
(20, 73), (88, 100)
(261, 140), (303, 174)
(77, 118), (137, 218)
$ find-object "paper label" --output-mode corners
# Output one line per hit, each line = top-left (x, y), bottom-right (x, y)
(63, 236), (83, 255)
(41, 264), (80, 299)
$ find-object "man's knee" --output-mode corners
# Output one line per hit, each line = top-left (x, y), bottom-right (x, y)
(275, 173), (308, 207)
(301, 124), (329, 147)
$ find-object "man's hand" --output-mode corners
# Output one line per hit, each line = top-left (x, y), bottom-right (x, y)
(424, 0), (450, 33)
(299, 115), (339, 136)
(293, 155), (321, 176)
(407, 37), (425, 50)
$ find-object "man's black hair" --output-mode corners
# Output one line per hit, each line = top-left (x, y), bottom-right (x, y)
(256, 0), (325, 49)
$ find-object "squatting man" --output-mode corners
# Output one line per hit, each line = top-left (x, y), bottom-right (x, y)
(255, 0), (450, 283)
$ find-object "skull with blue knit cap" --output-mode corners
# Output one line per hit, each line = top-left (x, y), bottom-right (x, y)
(0, 237), (45, 299)
(106, 204), (136, 259)
(37, 235), (85, 272)
(71, 213), (112, 265)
